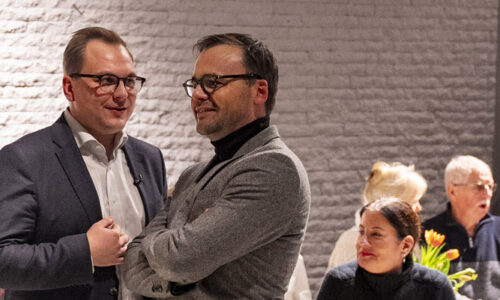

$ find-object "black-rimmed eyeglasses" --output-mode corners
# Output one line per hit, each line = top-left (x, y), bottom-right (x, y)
(70, 73), (146, 94)
(182, 73), (262, 98)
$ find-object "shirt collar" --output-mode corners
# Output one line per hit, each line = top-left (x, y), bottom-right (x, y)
(63, 108), (128, 152)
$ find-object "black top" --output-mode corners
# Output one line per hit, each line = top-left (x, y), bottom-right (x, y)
(317, 260), (456, 300)
(423, 202), (498, 261)
(211, 116), (270, 161)
(198, 117), (270, 178)
(422, 202), (500, 299)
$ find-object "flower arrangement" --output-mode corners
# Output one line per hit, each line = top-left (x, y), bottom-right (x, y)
(416, 229), (477, 294)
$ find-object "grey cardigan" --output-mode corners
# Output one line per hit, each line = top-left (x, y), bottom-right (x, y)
(122, 126), (311, 299)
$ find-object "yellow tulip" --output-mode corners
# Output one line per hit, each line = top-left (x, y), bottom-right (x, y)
(445, 249), (460, 261)
(425, 229), (445, 248)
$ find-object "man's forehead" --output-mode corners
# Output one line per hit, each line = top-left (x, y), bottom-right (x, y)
(478, 171), (493, 182)
(468, 169), (493, 182)
(82, 40), (135, 73)
(194, 45), (245, 75)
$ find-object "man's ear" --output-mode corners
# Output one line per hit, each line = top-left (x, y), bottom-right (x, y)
(63, 76), (75, 102)
(401, 235), (415, 258)
(253, 79), (268, 106)
(446, 183), (456, 201)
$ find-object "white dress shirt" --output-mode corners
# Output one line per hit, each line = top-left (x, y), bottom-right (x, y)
(64, 109), (145, 300)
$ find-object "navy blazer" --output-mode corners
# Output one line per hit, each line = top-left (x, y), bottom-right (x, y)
(0, 114), (166, 300)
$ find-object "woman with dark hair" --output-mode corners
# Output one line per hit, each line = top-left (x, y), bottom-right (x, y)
(328, 161), (427, 269)
(317, 197), (455, 300)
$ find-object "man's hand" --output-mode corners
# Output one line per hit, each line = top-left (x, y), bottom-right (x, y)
(86, 217), (129, 267)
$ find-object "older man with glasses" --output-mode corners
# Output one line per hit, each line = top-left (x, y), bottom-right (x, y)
(423, 155), (500, 300)
(0, 27), (166, 300)
(122, 33), (311, 299)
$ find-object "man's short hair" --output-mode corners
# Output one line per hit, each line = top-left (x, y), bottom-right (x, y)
(193, 33), (279, 115)
(63, 27), (133, 75)
(444, 155), (492, 186)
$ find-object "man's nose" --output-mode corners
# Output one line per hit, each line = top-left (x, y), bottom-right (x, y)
(113, 80), (128, 102)
(192, 84), (209, 101)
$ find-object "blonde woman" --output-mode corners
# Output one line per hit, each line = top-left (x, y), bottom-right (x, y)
(327, 161), (427, 270)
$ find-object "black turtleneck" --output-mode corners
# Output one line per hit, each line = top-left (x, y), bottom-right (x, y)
(317, 256), (456, 300)
(197, 117), (270, 179)
(357, 257), (413, 298)
(211, 116), (270, 162)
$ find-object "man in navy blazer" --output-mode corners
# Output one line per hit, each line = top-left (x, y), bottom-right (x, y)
(0, 27), (166, 299)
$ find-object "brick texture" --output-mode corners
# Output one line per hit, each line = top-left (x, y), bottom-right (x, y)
(0, 0), (497, 295)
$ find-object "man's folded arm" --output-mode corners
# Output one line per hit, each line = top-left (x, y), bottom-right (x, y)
(122, 207), (171, 297)
(127, 154), (304, 287)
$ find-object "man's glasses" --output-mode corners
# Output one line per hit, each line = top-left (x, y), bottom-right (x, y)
(70, 73), (146, 94)
(453, 182), (497, 193)
(182, 73), (262, 98)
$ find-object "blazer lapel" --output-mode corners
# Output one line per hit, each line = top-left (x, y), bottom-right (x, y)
(122, 142), (157, 223)
(195, 157), (237, 191)
(194, 126), (281, 194)
(172, 127), (280, 225)
(167, 158), (220, 228)
(51, 115), (102, 224)
(232, 125), (280, 158)
(169, 126), (281, 228)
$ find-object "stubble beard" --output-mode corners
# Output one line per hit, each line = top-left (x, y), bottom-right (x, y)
(196, 115), (224, 138)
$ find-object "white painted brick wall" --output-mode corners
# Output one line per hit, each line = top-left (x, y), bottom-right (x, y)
(0, 0), (497, 295)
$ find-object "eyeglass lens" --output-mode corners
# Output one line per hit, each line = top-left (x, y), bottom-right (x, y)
(474, 183), (497, 192)
(183, 75), (219, 97)
(453, 182), (497, 192)
(183, 74), (260, 98)
(99, 75), (144, 94)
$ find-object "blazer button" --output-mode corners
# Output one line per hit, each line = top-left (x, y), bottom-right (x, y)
(152, 284), (163, 293)
(109, 287), (118, 296)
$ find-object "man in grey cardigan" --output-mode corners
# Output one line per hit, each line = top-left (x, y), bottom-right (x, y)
(122, 33), (311, 299)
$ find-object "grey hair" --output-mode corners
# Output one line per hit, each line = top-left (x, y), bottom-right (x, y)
(444, 155), (492, 186)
